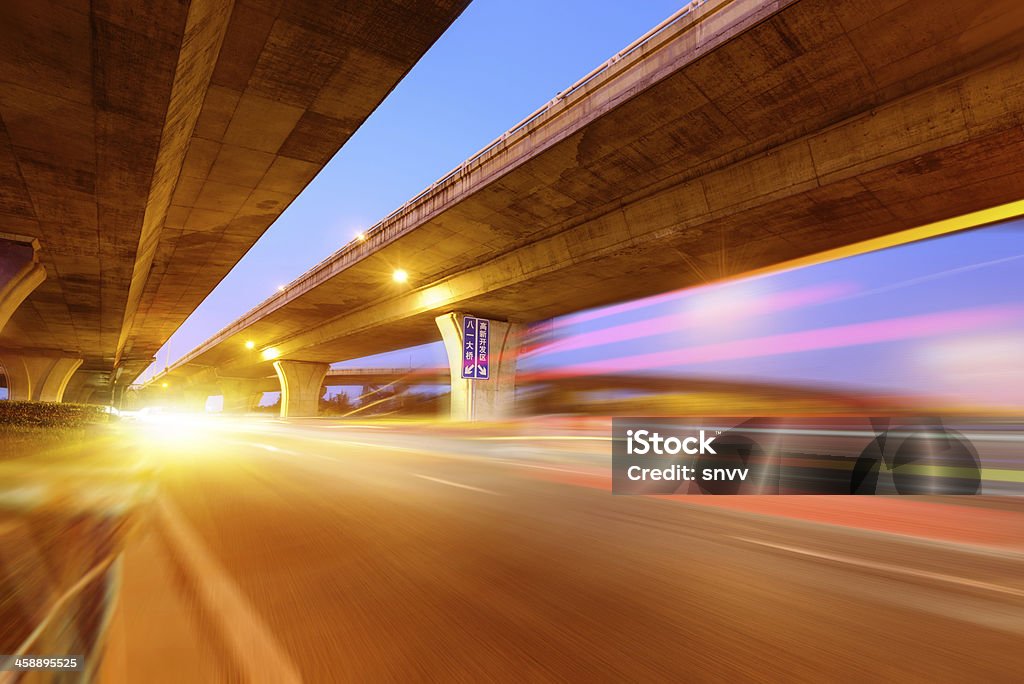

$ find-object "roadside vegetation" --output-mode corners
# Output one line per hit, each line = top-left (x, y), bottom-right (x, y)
(0, 402), (111, 457)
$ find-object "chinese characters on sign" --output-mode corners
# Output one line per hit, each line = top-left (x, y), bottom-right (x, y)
(461, 316), (490, 380)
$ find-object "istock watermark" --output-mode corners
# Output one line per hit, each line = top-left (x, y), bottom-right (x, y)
(610, 417), (1013, 495)
(625, 428), (719, 456)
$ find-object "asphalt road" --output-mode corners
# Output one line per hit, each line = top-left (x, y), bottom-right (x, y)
(100, 417), (1024, 682)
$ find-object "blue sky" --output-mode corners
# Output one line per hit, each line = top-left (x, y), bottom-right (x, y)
(126, 0), (1024, 409)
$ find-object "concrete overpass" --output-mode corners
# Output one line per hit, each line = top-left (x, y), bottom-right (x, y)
(151, 0), (1024, 419)
(0, 0), (468, 403)
(137, 367), (449, 412)
(128, 367), (880, 416)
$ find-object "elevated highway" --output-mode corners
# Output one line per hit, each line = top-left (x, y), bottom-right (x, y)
(132, 368), (885, 417)
(136, 366), (449, 412)
(0, 0), (468, 403)
(152, 0), (1024, 418)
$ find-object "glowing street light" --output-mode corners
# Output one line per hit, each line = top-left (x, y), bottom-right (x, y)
(277, 285), (286, 292)
(355, 232), (366, 242)
(245, 340), (256, 350)
(161, 382), (169, 388)
(261, 347), (281, 361)
(392, 269), (408, 284)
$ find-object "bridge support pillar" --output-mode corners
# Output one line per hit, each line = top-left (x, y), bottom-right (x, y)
(0, 235), (45, 335)
(61, 373), (90, 405)
(273, 361), (329, 418)
(436, 312), (522, 421)
(0, 354), (83, 402)
(219, 377), (263, 413)
(62, 380), (97, 405)
(71, 388), (97, 405)
(178, 390), (209, 413)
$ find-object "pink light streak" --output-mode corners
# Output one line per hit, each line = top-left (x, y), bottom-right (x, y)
(527, 305), (1024, 378)
(527, 282), (858, 357)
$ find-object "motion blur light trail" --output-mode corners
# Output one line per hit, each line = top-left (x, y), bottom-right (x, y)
(89, 417), (1024, 682)
(518, 221), (1024, 409)
(4, 416), (1021, 681)
(0, 426), (154, 681)
(526, 282), (856, 356)
(129, 412), (222, 452)
(530, 305), (1024, 377)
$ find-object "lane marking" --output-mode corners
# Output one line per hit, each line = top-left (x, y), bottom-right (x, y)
(158, 498), (302, 683)
(243, 441), (300, 456)
(319, 424), (386, 429)
(410, 474), (499, 495)
(735, 537), (1024, 599)
(300, 437), (431, 455)
(469, 435), (611, 442)
(494, 460), (593, 476)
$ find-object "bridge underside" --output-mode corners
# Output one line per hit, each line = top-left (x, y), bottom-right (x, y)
(166, 0), (1024, 387)
(0, 0), (468, 403)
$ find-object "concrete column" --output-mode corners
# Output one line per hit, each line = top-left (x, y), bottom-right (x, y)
(181, 390), (210, 413)
(120, 388), (142, 412)
(273, 360), (329, 418)
(219, 377), (263, 413)
(61, 372), (99, 405)
(0, 355), (84, 402)
(435, 313), (522, 421)
(0, 235), (45, 334)
(74, 388), (97, 405)
(62, 372), (86, 404)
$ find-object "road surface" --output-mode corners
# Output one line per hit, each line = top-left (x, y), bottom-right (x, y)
(94, 416), (1024, 682)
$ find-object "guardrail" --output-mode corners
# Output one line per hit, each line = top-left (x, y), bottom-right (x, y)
(155, 0), (714, 378)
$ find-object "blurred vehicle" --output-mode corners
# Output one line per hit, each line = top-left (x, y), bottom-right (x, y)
(120, 406), (168, 423)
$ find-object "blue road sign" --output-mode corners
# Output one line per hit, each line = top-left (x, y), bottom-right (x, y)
(461, 316), (490, 380)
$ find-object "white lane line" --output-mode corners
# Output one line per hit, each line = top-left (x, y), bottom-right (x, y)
(469, 435), (611, 442)
(735, 537), (1024, 599)
(494, 460), (592, 476)
(243, 441), (300, 456)
(302, 437), (427, 455)
(158, 498), (302, 683)
(411, 474), (499, 495)
(319, 424), (386, 429)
